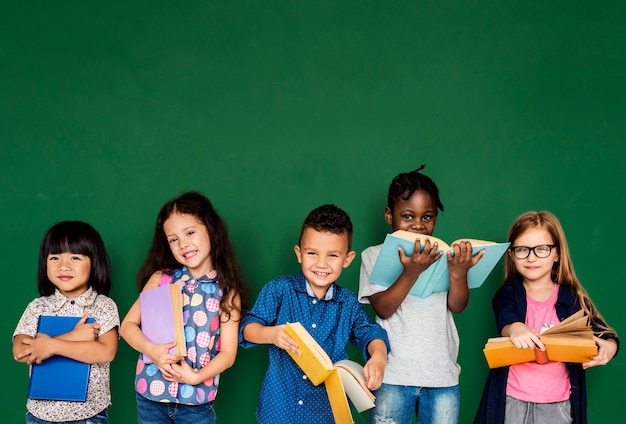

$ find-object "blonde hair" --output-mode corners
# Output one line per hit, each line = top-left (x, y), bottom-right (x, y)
(505, 211), (616, 338)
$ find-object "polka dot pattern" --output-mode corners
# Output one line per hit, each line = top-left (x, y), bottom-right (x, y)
(134, 267), (223, 405)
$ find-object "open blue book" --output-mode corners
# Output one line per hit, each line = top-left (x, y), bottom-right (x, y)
(28, 315), (95, 401)
(369, 230), (510, 298)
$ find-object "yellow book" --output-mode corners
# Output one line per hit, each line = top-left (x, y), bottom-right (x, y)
(285, 322), (376, 424)
(482, 310), (598, 368)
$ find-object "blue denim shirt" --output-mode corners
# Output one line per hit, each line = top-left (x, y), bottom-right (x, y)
(240, 271), (389, 424)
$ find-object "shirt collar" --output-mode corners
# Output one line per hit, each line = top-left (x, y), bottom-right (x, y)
(49, 287), (98, 311)
(180, 266), (218, 285)
(305, 279), (334, 300)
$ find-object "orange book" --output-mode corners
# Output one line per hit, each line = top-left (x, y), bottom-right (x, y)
(284, 322), (375, 424)
(482, 310), (598, 368)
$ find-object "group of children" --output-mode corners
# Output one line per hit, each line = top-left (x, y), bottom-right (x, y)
(12, 166), (619, 424)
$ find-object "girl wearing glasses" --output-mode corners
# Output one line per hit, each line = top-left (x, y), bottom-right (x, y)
(474, 211), (618, 424)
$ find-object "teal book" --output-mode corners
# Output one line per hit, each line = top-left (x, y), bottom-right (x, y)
(28, 315), (95, 401)
(369, 230), (510, 298)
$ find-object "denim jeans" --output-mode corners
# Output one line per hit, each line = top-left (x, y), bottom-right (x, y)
(136, 393), (216, 424)
(26, 409), (108, 424)
(370, 383), (460, 424)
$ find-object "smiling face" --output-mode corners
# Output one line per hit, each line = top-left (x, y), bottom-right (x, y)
(163, 212), (214, 277)
(294, 228), (356, 298)
(47, 252), (92, 298)
(510, 227), (560, 286)
(385, 189), (438, 235)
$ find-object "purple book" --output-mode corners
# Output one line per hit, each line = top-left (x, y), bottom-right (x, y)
(139, 284), (186, 362)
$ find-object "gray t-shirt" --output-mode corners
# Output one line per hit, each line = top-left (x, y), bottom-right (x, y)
(358, 244), (460, 387)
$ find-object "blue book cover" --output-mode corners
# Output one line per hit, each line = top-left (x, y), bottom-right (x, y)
(369, 231), (510, 298)
(27, 315), (95, 402)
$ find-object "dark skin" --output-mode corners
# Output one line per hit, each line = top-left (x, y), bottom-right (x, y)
(368, 190), (484, 319)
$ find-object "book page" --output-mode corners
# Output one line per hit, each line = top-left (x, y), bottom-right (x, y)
(391, 230), (450, 251)
(334, 360), (375, 412)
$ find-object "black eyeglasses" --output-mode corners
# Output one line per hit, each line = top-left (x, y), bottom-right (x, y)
(509, 244), (557, 259)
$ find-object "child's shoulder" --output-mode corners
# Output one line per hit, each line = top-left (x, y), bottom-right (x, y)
(264, 273), (300, 289)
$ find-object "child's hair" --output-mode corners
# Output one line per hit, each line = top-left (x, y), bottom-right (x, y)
(298, 204), (354, 250)
(387, 164), (444, 214)
(37, 221), (112, 297)
(136, 191), (247, 318)
(505, 211), (617, 337)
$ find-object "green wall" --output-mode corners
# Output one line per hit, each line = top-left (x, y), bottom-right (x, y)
(2, 1), (624, 422)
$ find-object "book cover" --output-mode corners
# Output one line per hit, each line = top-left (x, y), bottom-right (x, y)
(28, 315), (95, 401)
(369, 230), (510, 298)
(285, 322), (375, 424)
(482, 310), (598, 368)
(140, 283), (186, 363)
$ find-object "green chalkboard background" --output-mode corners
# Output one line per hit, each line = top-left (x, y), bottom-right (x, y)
(2, 1), (624, 422)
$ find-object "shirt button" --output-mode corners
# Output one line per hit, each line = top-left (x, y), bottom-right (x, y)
(302, 374), (308, 380)
(311, 323), (317, 328)
(70, 300), (75, 305)
(312, 299), (317, 304)
(298, 400), (304, 405)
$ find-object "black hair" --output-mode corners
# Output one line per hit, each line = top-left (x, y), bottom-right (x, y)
(37, 221), (111, 296)
(387, 164), (444, 214)
(298, 204), (353, 250)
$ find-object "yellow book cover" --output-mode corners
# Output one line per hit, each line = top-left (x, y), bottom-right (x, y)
(284, 322), (376, 424)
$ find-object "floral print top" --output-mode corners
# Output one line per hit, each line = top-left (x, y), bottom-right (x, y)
(13, 287), (120, 421)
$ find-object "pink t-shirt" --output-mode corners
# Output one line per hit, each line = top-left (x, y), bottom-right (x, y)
(506, 284), (571, 403)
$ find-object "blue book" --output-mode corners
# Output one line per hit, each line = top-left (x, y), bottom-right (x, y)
(369, 230), (510, 298)
(28, 315), (95, 402)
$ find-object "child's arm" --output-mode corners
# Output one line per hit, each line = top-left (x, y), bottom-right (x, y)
(362, 339), (387, 390)
(13, 315), (118, 365)
(446, 241), (485, 313)
(369, 237), (442, 319)
(501, 322), (546, 351)
(119, 272), (184, 379)
(583, 336), (618, 369)
(242, 322), (301, 356)
(168, 290), (244, 385)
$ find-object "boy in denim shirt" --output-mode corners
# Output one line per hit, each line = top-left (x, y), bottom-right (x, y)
(241, 204), (389, 424)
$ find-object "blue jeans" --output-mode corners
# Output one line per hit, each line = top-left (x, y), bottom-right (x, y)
(26, 409), (108, 424)
(370, 383), (460, 424)
(136, 393), (216, 424)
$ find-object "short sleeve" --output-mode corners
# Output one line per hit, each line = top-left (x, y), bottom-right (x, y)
(13, 299), (42, 338)
(358, 245), (387, 303)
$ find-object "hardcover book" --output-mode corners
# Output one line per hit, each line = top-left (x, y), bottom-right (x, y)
(140, 283), (186, 362)
(28, 315), (95, 401)
(369, 230), (510, 298)
(482, 310), (598, 368)
(285, 322), (376, 424)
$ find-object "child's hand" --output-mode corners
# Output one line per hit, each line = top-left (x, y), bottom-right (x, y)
(363, 353), (386, 391)
(167, 360), (202, 385)
(20, 333), (56, 364)
(66, 313), (101, 341)
(447, 241), (485, 280)
(145, 341), (184, 379)
(507, 322), (545, 351)
(582, 336), (618, 369)
(270, 325), (302, 356)
(399, 237), (443, 281)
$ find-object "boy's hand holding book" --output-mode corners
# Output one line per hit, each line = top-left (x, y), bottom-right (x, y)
(397, 237), (442, 281)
